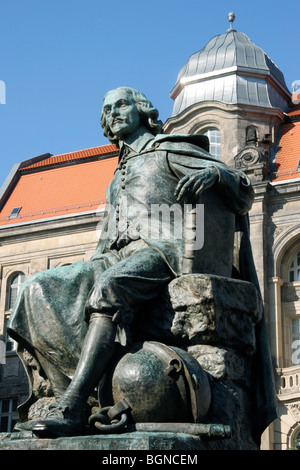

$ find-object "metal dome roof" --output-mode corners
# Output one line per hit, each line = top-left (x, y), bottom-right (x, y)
(170, 20), (291, 117)
(176, 30), (287, 89)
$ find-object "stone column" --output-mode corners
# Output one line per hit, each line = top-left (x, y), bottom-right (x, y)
(268, 276), (284, 367)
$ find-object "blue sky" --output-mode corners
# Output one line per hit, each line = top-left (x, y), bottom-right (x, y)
(0, 0), (299, 189)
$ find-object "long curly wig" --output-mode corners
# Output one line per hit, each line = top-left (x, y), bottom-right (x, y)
(100, 87), (163, 148)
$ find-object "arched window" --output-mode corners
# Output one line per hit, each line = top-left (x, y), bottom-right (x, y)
(288, 252), (300, 282)
(7, 272), (25, 311)
(201, 128), (221, 160)
(246, 126), (258, 146)
(290, 317), (300, 365)
(293, 429), (300, 450)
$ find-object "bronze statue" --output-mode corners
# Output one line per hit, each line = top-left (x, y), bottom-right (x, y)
(8, 87), (276, 443)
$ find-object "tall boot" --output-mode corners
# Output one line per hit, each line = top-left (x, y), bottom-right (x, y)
(59, 313), (117, 409)
(17, 314), (117, 437)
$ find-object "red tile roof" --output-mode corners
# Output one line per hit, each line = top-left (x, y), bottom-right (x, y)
(0, 145), (118, 225)
(22, 144), (117, 170)
(271, 106), (300, 183)
(288, 103), (300, 117)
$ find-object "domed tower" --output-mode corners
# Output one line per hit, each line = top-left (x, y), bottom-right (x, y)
(164, 13), (291, 182)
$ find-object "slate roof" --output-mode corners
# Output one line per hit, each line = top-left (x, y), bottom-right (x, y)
(171, 29), (291, 116)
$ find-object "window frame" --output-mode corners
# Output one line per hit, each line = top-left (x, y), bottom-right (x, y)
(0, 398), (19, 432)
(8, 207), (22, 220)
(201, 128), (221, 160)
(6, 272), (25, 311)
(288, 251), (300, 283)
(292, 428), (300, 450)
(290, 316), (300, 366)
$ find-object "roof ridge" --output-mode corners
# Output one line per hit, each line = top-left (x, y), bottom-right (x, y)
(21, 143), (118, 171)
(51, 143), (115, 158)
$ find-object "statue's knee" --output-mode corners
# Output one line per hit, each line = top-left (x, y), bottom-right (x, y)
(20, 272), (51, 300)
(92, 273), (117, 299)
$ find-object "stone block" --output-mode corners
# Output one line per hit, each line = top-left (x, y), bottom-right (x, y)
(135, 274), (260, 353)
(187, 344), (252, 386)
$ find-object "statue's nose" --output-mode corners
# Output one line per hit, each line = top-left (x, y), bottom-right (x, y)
(111, 105), (119, 116)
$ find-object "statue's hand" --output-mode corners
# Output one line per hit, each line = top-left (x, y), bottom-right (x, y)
(175, 167), (218, 204)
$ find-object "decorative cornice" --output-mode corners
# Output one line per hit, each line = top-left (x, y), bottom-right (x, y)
(163, 100), (285, 134)
(170, 66), (291, 102)
(0, 209), (104, 245)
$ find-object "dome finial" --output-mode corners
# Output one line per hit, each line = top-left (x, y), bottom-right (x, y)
(227, 12), (236, 32)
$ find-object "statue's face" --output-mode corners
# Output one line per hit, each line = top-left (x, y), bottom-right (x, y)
(103, 89), (140, 139)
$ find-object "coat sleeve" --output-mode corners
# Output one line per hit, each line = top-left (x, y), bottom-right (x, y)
(167, 151), (254, 216)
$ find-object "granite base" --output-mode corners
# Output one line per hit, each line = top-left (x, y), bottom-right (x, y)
(0, 430), (211, 451)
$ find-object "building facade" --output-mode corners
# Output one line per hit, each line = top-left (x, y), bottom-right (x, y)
(0, 14), (300, 449)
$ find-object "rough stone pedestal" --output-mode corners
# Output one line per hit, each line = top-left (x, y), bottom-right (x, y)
(135, 274), (262, 450)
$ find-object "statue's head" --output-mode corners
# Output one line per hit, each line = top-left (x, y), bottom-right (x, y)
(100, 87), (163, 147)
